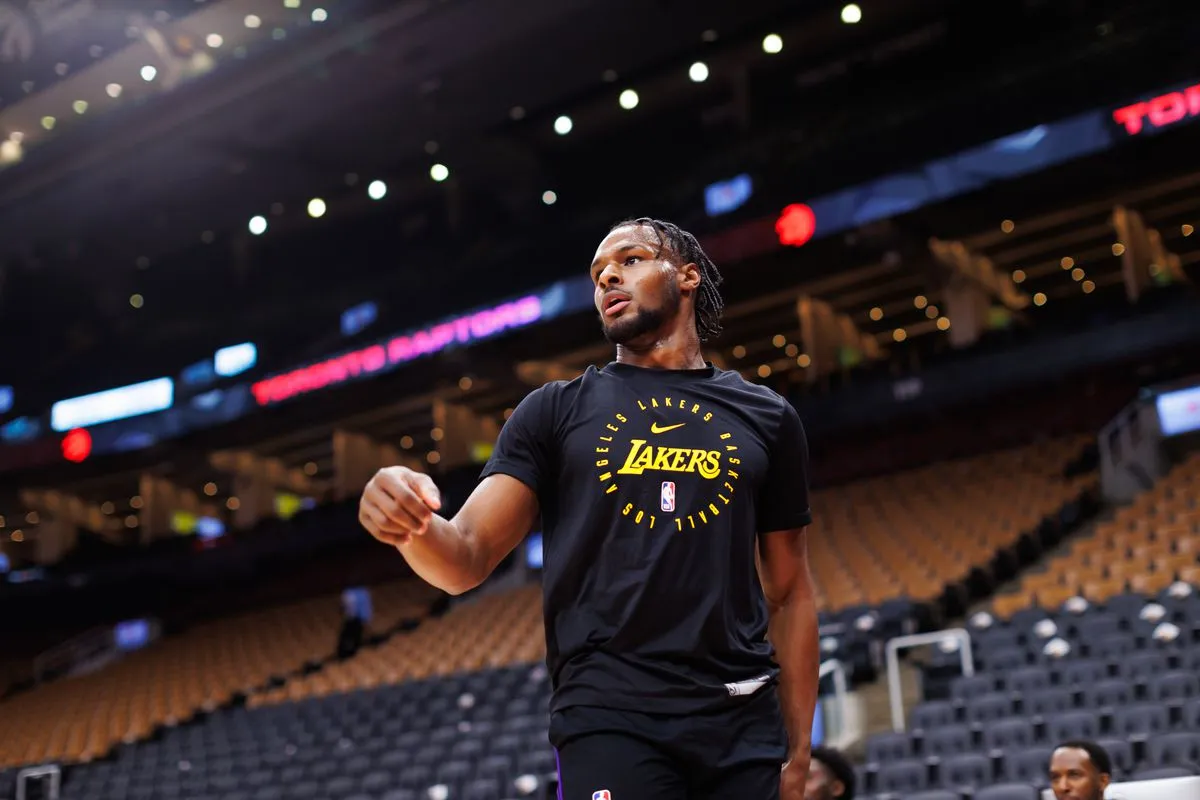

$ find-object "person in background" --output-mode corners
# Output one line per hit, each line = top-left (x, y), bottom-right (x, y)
(805, 746), (855, 800)
(1048, 740), (1112, 800)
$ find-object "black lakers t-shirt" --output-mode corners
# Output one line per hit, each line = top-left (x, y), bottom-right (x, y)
(480, 361), (812, 716)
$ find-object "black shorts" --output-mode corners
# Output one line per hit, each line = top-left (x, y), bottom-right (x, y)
(548, 685), (787, 800)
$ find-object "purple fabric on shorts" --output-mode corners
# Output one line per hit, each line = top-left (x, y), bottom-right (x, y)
(555, 747), (564, 800)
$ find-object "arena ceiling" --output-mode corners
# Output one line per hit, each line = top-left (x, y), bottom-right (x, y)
(0, 0), (1193, 411)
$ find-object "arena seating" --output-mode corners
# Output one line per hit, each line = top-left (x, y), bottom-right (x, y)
(49, 660), (555, 800)
(857, 451), (1200, 798)
(250, 585), (544, 706)
(0, 435), (1100, 798)
(0, 580), (436, 770)
(809, 435), (1095, 612)
(992, 450), (1200, 616)
(860, 579), (1200, 798)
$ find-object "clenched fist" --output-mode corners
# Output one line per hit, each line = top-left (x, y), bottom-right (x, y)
(359, 466), (443, 547)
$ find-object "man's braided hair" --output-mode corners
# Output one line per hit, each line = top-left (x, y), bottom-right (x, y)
(610, 217), (725, 342)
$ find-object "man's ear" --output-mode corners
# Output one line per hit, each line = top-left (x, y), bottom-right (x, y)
(832, 779), (845, 799)
(679, 261), (701, 292)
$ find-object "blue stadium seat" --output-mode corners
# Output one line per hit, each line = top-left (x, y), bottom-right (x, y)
(940, 753), (991, 788)
(923, 724), (974, 758)
(875, 760), (928, 795)
(975, 783), (1040, 800)
(911, 700), (958, 732)
(1007, 666), (1051, 697)
(965, 692), (1015, 724)
(950, 674), (998, 702)
(1045, 710), (1100, 742)
(866, 732), (913, 764)
(1002, 745), (1053, 787)
(1111, 703), (1171, 738)
(983, 718), (1036, 753)
(1023, 688), (1072, 718)
(1151, 671), (1200, 703)
(1084, 679), (1133, 709)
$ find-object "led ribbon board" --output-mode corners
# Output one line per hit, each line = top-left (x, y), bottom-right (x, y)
(251, 280), (585, 406)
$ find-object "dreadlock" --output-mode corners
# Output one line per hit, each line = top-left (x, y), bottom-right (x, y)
(609, 217), (726, 342)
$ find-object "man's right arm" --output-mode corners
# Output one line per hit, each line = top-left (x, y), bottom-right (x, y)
(360, 383), (554, 595)
(360, 469), (538, 596)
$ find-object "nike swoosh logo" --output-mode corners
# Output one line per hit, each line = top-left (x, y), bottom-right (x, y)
(650, 422), (686, 434)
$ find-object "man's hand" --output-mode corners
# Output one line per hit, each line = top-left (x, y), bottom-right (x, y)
(780, 750), (810, 800)
(359, 466), (443, 548)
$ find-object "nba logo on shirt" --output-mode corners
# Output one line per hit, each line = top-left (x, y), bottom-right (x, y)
(660, 481), (676, 512)
(592, 792), (611, 800)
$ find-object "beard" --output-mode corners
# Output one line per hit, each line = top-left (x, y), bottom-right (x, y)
(600, 283), (681, 345)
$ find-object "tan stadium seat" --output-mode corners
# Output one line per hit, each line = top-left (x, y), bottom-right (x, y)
(992, 451), (1200, 615)
(0, 579), (435, 768)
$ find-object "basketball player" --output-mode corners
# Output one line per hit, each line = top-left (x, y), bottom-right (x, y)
(360, 218), (819, 800)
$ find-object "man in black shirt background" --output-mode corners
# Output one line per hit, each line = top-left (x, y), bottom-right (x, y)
(360, 218), (819, 799)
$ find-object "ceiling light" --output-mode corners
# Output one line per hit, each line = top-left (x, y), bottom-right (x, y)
(206, 33), (223, 48)
(248, 215), (268, 235)
(40, 116), (55, 130)
(244, 14), (261, 28)
(285, 0), (301, 7)
(430, 163), (449, 182)
(140, 65), (157, 81)
(762, 34), (783, 54)
(106, 83), (122, 98)
(553, 115), (572, 135)
(689, 62), (709, 82)
(307, 198), (326, 218)
(311, 8), (327, 22)
(130, 294), (144, 309)
(542, 190), (557, 205)
(72, 100), (88, 114)
(618, 89), (639, 110)
(841, 4), (862, 24)
(367, 180), (387, 200)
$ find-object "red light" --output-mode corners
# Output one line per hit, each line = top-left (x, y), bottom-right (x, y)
(1112, 84), (1200, 136)
(776, 203), (816, 247)
(62, 428), (92, 463)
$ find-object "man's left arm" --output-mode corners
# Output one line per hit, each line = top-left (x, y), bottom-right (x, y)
(759, 527), (820, 777)
(755, 400), (818, 794)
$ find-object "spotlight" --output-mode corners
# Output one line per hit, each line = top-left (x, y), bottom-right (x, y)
(367, 180), (387, 200)
(430, 163), (449, 182)
(553, 115), (573, 135)
(140, 65), (157, 81)
(688, 62), (709, 82)
(249, 215), (268, 235)
(307, 198), (326, 218)
(106, 83), (122, 98)
(311, 8), (327, 22)
(762, 34), (783, 54)
(841, 4), (862, 24)
(244, 14), (261, 28)
(618, 89), (639, 110)
(542, 190), (557, 205)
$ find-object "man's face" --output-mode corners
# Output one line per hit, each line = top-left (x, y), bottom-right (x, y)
(589, 224), (685, 346)
(1049, 747), (1109, 800)
(804, 758), (842, 800)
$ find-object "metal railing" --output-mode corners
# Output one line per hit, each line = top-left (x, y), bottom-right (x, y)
(819, 658), (856, 748)
(885, 628), (974, 732)
(16, 763), (60, 800)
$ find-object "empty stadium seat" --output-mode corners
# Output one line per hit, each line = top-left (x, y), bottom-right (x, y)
(0, 579), (435, 768)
